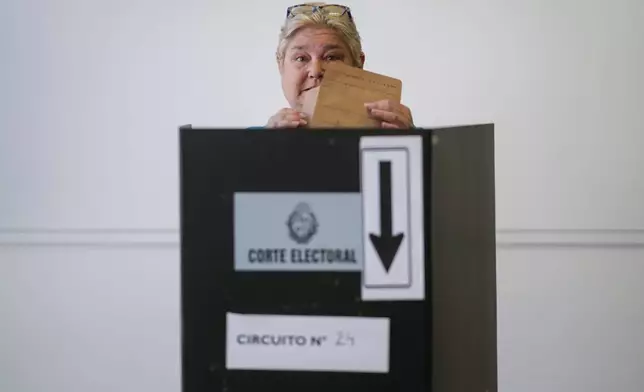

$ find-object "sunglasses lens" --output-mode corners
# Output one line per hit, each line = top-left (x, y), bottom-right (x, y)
(288, 5), (308, 16)
(322, 5), (347, 16)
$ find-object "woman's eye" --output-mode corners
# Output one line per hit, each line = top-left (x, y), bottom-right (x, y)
(325, 55), (340, 61)
(295, 56), (306, 62)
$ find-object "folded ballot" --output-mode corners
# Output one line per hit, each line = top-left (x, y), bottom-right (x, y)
(300, 62), (402, 128)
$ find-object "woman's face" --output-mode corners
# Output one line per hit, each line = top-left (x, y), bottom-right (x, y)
(279, 26), (358, 109)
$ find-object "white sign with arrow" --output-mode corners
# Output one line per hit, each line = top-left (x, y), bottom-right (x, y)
(359, 135), (425, 301)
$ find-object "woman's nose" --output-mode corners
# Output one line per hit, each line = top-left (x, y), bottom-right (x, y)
(308, 60), (325, 79)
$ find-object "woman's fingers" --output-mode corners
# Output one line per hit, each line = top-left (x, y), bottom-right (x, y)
(368, 108), (407, 128)
(380, 121), (403, 129)
(364, 100), (414, 129)
(267, 109), (308, 128)
(276, 118), (307, 128)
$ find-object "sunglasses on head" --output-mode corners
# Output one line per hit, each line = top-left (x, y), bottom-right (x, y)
(286, 3), (354, 22)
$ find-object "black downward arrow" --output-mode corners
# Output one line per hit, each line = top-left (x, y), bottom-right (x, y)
(369, 161), (404, 272)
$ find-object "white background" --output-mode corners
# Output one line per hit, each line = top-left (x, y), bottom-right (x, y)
(1, 0), (643, 391)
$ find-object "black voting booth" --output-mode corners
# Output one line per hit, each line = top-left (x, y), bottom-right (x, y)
(179, 125), (497, 392)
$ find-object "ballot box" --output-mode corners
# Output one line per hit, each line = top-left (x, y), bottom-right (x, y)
(179, 126), (497, 392)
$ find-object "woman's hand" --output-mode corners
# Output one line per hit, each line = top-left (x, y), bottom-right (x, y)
(365, 100), (414, 129)
(266, 108), (308, 128)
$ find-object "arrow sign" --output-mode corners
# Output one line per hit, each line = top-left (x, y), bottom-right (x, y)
(360, 145), (411, 290)
(360, 135), (425, 301)
(369, 161), (404, 272)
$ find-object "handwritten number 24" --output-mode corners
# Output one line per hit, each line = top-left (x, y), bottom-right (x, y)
(336, 331), (355, 346)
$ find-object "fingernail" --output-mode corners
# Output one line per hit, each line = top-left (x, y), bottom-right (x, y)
(299, 119), (308, 125)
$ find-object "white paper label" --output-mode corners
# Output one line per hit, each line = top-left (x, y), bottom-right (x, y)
(225, 313), (390, 373)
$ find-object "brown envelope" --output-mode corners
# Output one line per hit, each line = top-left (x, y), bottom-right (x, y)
(301, 62), (402, 128)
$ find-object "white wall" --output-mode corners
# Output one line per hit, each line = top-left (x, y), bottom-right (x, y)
(1, 0), (643, 391)
(0, 246), (181, 392)
(497, 246), (644, 392)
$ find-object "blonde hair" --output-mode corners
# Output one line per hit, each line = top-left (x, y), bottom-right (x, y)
(276, 3), (363, 68)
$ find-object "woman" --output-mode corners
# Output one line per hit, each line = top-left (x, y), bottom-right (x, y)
(266, 3), (415, 129)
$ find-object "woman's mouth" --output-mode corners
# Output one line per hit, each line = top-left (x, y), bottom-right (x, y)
(300, 85), (319, 94)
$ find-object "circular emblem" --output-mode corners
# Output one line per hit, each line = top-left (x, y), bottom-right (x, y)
(286, 202), (319, 244)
